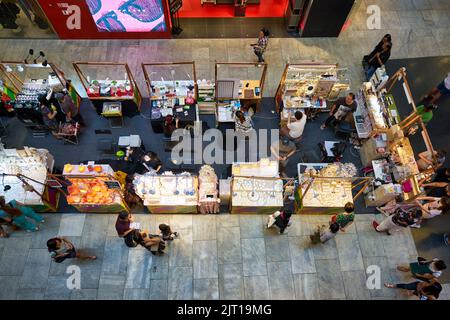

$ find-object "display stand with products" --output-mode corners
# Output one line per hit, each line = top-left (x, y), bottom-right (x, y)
(0, 146), (59, 212)
(63, 163), (128, 213)
(133, 171), (199, 214)
(275, 63), (350, 124)
(73, 61), (142, 118)
(295, 162), (372, 214)
(229, 159), (283, 214)
(198, 165), (220, 214)
(215, 62), (267, 117)
(197, 79), (216, 115)
(0, 60), (81, 126)
(142, 62), (198, 133)
(356, 68), (437, 206)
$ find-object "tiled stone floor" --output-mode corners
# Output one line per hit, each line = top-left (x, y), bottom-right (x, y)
(1, 213), (449, 300)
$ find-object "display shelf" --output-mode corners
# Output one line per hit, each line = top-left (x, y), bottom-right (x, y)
(197, 82), (216, 115)
(198, 165), (220, 214)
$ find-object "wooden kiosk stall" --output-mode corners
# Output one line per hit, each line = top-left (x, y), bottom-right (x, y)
(0, 146), (60, 212)
(229, 159), (284, 214)
(275, 63), (350, 125)
(73, 61), (142, 124)
(354, 67), (436, 206)
(214, 62), (267, 127)
(0, 60), (81, 126)
(63, 163), (128, 213)
(133, 171), (199, 214)
(295, 162), (372, 214)
(142, 62), (198, 133)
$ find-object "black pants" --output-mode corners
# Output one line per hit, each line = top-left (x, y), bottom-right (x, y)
(324, 115), (338, 127)
(254, 49), (264, 62)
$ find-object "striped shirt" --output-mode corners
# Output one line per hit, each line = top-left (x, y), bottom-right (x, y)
(235, 115), (253, 134)
(256, 36), (269, 53)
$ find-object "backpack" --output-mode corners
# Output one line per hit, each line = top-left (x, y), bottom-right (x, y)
(124, 230), (140, 248)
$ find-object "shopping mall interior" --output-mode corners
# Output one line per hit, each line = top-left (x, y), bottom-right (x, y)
(0, 0), (449, 302)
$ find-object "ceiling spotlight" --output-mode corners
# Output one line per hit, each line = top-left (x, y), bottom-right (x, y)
(42, 60), (48, 67)
(17, 65), (24, 72)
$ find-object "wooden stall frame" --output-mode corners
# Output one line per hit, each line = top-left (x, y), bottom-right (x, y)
(214, 62), (268, 113)
(0, 60), (81, 106)
(274, 62), (341, 113)
(72, 61), (142, 110)
(141, 61), (198, 98)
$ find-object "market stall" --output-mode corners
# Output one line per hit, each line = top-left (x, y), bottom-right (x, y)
(63, 163), (128, 213)
(0, 146), (59, 212)
(133, 171), (199, 214)
(142, 62), (198, 133)
(354, 67), (436, 206)
(73, 61), (142, 120)
(295, 162), (371, 214)
(0, 60), (81, 126)
(215, 62), (267, 121)
(275, 63), (350, 124)
(229, 159), (284, 214)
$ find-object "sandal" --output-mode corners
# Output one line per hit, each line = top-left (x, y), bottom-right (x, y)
(384, 283), (395, 288)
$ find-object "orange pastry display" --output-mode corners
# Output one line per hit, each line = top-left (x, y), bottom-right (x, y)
(78, 165), (86, 173)
(66, 177), (120, 205)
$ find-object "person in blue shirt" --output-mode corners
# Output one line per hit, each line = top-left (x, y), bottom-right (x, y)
(0, 196), (44, 232)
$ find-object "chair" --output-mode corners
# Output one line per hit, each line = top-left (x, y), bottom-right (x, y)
(334, 121), (356, 140)
(97, 138), (115, 157)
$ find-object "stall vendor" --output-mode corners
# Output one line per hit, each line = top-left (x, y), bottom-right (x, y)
(56, 91), (85, 126)
(39, 96), (58, 135)
(416, 104), (437, 124)
(280, 110), (306, 140)
(234, 110), (253, 134)
(320, 93), (357, 130)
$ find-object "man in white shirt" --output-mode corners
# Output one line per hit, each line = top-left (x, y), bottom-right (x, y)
(424, 72), (450, 104)
(280, 110), (306, 140)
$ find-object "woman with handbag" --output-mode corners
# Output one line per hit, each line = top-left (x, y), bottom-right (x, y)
(384, 278), (442, 300)
(397, 257), (446, 281)
(47, 237), (96, 263)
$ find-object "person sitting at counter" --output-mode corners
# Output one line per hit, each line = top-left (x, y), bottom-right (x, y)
(417, 149), (447, 171)
(55, 91), (85, 126)
(280, 110), (306, 141)
(271, 138), (296, 178)
(234, 110), (254, 135)
(141, 151), (162, 173)
(412, 196), (448, 226)
(163, 115), (179, 138)
(320, 93), (356, 130)
(39, 96), (59, 136)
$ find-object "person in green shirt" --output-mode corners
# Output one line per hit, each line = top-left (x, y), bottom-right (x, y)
(416, 104), (437, 124)
(330, 202), (355, 232)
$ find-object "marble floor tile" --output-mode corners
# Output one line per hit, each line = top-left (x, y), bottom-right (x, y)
(358, 232), (386, 257)
(101, 237), (129, 276)
(194, 278), (219, 300)
(312, 238), (339, 260)
(267, 261), (295, 300)
(125, 249), (152, 289)
(97, 288), (125, 300)
(149, 279), (168, 300)
(0, 276), (19, 299)
(123, 288), (149, 300)
(150, 254), (169, 280)
(71, 289), (98, 300)
(169, 215), (193, 230)
(45, 276), (73, 300)
(193, 240), (218, 279)
(0, 237), (32, 276)
(363, 257), (397, 298)
(293, 273), (320, 300)
(382, 232), (414, 269)
(243, 276), (270, 300)
(30, 215), (62, 249)
(342, 270), (371, 300)
(193, 215), (217, 241)
(288, 215), (313, 237)
(264, 235), (291, 262)
(168, 266), (193, 300)
(20, 249), (51, 289)
(16, 288), (45, 300)
(80, 215), (109, 249)
(288, 236), (316, 274)
(239, 215), (264, 239)
(58, 214), (86, 237)
(218, 264), (244, 300)
(335, 234), (365, 271)
(169, 227), (193, 267)
(241, 238), (267, 277)
(316, 259), (346, 300)
(217, 227), (242, 264)
(216, 214), (240, 228)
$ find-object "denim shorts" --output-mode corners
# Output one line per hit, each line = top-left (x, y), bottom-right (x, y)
(437, 80), (450, 95)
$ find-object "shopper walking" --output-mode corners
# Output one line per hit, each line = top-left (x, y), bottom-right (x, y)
(364, 34), (392, 64)
(384, 278), (442, 300)
(47, 237), (96, 262)
(422, 72), (450, 104)
(415, 103), (437, 125)
(267, 209), (293, 234)
(372, 208), (421, 235)
(0, 196), (44, 232)
(397, 257), (446, 281)
(159, 224), (179, 241)
(320, 93), (357, 130)
(250, 28), (269, 64)
(330, 202), (355, 232)
(414, 196), (448, 220)
(115, 212), (141, 247)
(366, 42), (392, 80)
(310, 222), (340, 244)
